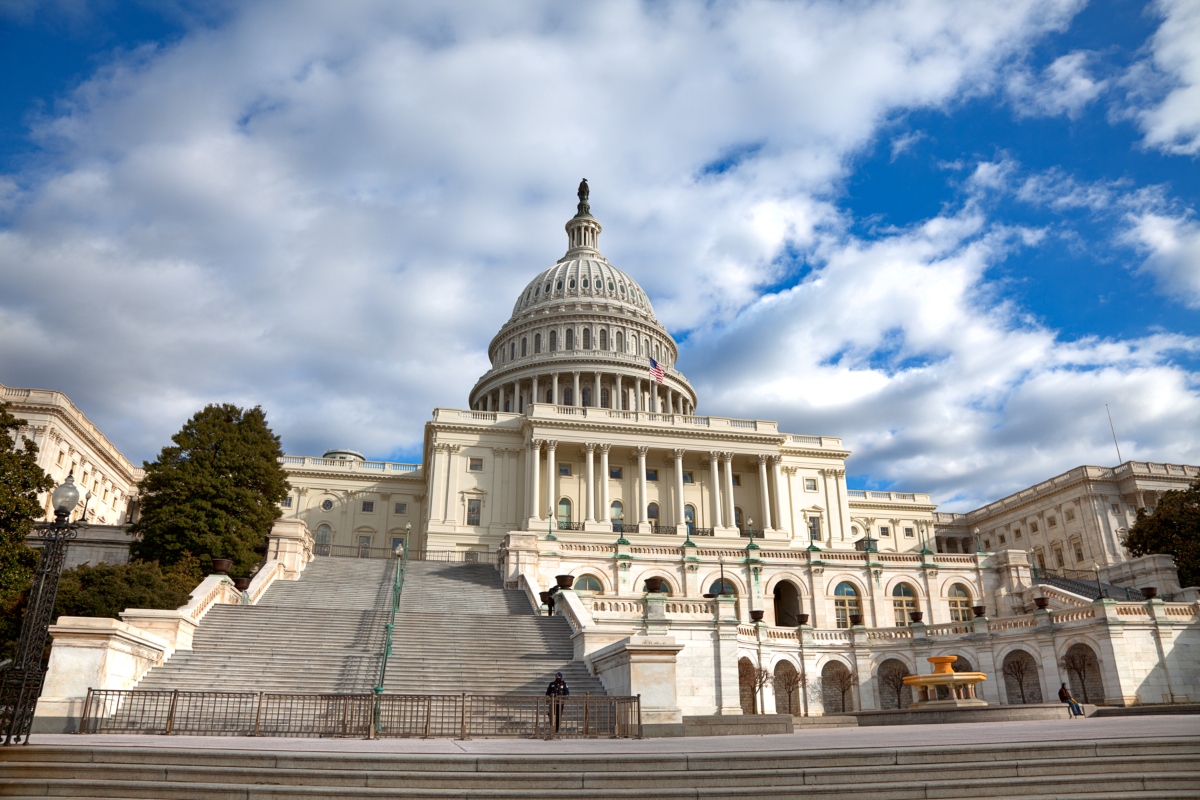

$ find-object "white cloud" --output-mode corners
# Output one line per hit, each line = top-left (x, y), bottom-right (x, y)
(1126, 0), (1200, 155)
(1121, 209), (1200, 308)
(1007, 50), (1107, 118)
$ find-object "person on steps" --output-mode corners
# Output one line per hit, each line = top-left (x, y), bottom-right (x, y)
(546, 671), (569, 732)
(546, 585), (558, 616)
(1059, 682), (1085, 718)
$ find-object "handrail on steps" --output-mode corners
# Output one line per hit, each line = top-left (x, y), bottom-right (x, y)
(372, 535), (408, 736)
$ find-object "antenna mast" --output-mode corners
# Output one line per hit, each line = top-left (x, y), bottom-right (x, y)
(1106, 404), (1124, 465)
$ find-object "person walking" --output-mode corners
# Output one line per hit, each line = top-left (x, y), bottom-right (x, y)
(1058, 682), (1085, 718)
(546, 671), (570, 733)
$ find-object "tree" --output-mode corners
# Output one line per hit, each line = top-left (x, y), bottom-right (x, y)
(1058, 650), (1093, 704)
(1124, 480), (1200, 589)
(774, 665), (807, 716)
(131, 404), (289, 575)
(1002, 656), (1032, 704)
(821, 669), (859, 713)
(0, 402), (53, 609)
(878, 661), (912, 709)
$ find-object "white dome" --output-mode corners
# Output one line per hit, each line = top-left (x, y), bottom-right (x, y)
(511, 258), (655, 319)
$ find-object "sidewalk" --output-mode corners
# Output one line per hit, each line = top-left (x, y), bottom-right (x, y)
(26, 714), (1200, 756)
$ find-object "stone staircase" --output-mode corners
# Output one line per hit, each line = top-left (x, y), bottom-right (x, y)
(384, 560), (605, 696)
(2, 736), (1198, 798)
(135, 557), (394, 693)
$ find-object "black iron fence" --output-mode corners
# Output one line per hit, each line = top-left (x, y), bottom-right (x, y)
(79, 690), (641, 739)
(315, 546), (489, 564)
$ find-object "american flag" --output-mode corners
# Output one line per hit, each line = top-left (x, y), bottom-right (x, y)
(649, 358), (665, 384)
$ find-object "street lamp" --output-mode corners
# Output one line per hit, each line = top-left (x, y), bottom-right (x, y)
(614, 512), (629, 546)
(1, 475), (88, 745)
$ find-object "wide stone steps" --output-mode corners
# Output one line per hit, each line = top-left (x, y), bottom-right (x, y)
(1, 738), (1197, 798)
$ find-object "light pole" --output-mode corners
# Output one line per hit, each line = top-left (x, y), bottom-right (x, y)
(1, 475), (87, 745)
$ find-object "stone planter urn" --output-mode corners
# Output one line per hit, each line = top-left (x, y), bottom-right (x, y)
(796, 614), (810, 626)
(750, 610), (765, 622)
(703, 593), (717, 599)
(909, 611), (924, 623)
(848, 614), (864, 626)
(1141, 587), (1158, 599)
(555, 574), (575, 590)
(972, 605), (987, 618)
(232, 577), (251, 591)
(211, 558), (232, 575)
(1034, 596), (1051, 609)
(539, 591), (551, 605)
(643, 576), (664, 593)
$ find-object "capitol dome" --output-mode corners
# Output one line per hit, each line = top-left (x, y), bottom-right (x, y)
(468, 183), (697, 415)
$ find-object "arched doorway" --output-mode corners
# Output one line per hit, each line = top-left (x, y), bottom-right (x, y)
(738, 657), (758, 715)
(774, 661), (803, 715)
(1001, 649), (1043, 704)
(877, 658), (913, 710)
(821, 661), (855, 713)
(1061, 643), (1104, 704)
(684, 505), (695, 536)
(773, 580), (802, 627)
(314, 523), (332, 556)
(950, 654), (975, 672)
(610, 501), (623, 532)
(557, 498), (572, 529)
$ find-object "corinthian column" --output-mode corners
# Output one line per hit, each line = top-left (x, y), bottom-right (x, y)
(722, 453), (736, 529)
(599, 444), (611, 528)
(708, 450), (723, 531)
(673, 448), (686, 532)
(527, 439), (542, 525)
(637, 446), (649, 533)
(584, 442), (597, 522)
(545, 440), (558, 521)
(757, 454), (773, 531)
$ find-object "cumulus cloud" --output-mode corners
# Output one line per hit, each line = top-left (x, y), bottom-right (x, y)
(1120, 209), (1200, 308)
(1125, 0), (1200, 155)
(1007, 50), (1107, 118)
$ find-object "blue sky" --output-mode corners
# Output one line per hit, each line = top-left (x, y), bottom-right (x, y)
(0, 1), (1197, 510)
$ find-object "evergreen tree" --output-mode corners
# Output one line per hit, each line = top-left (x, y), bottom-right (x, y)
(1125, 480), (1200, 589)
(0, 402), (53, 609)
(131, 404), (289, 575)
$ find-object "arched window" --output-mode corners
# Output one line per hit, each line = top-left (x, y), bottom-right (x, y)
(892, 583), (917, 626)
(600, 388), (610, 408)
(581, 387), (592, 407)
(509, 342), (515, 360)
(557, 498), (572, 528)
(549, 330), (557, 352)
(521, 337), (528, 357)
(642, 578), (672, 595)
(616, 331), (624, 352)
(534, 333), (542, 354)
(834, 582), (861, 629)
(563, 388), (574, 406)
(654, 343), (660, 360)
(565, 328), (574, 350)
(948, 584), (972, 621)
(583, 328), (591, 349)
(600, 329), (608, 350)
(708, 579), (737, 596)
(642, 338), (649, 356)
(684, 504), (695, 536)
(575, 574), (603, 593)
(545, 389), (554, 403)
(735, 507), (744, 531)
(610, 501), (624, 532)
(315, 524), (332, 555)
(647, 502), (659, 523)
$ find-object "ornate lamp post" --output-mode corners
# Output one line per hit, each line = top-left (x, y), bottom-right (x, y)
(1, 475), (87, 745)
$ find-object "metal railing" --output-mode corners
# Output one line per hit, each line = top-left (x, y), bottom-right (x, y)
(1032, 566), (1140, 601)
(373, 535), (408, 735)
(79, 690), (642, 739)
(692, 528), (715, 537)
(315, 546), (490, 564)
(557, 521), (585, 531)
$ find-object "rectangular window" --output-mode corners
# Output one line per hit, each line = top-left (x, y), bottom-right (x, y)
(983, 538), (992, 550)
(609, 466), (623, 480)
(1065, 508), (1075, 522)
(904, 527), (914, 538)
(1047, 515), (1057, 528)
(804, 478), (817, 491)
(732, 474), (741, 487)
(361, 500), (374, 513)
(682, 471), (694, 483)
(1014, 527), (1022, 539)
(467, 498), (481, 526)
(807, 516), (821, 541)
(468, 457), (483, 472)
(1036, 552), (1046, 570)
(1073, 542), (1084, 562)
(646, 469), (658, 481)
(358, 536), (372, 558)
(394, 502), (408, 515)
(559, 463), (572, 477)
(281, 496), (292, 508)
(1054, 548), (1065, 567)
(999, 533), (1007, 545)
(391, 537), (405, 552)
(1029, 521), (1038, 533)
(879, 526), (890, 537)
(56, 451), (65, 466)
(1111, 504), (1120, 515)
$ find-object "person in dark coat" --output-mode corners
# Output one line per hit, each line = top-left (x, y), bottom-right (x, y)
(546, 585), (558, 616)
(1058, 682), (1084, 718)
(546, 672), (569, 731)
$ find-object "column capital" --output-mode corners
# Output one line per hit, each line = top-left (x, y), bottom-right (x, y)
(672, 448), (686, 460)
(583, 442), (597, 453)
(635, 445), (649, 457)
(598, 443), (612, 454)
(529, 438), (543, 449)
(757, 454), (770, 466)
(447, 444), (461, 454)
(721, 451), (734, 463)
(545, 440), (558, 452)
(707, 449), (722, 461)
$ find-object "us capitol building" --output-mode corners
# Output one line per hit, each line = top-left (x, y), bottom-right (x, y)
(267, 184), (1199, 719)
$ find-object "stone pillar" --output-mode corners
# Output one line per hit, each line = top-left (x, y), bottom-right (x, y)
(594, 371), (601, 407)
(757, 455), (773, 531)
(531, 375), (539, 405)
(584, 443), (597, 523)
(545, 440), (558, 521)
(498, 384), (505, 413)
(714, 596), (743, 714)
(429, 445), (447, 522)
(599, 445), (611, 527)
(651, 380), (658, 413)
(573, 371), (581, 407)
(673, 449), (686, 531)
(615, 374), (623, 410)
(551, 372), (559, 405)
(722, 453), (736, 529)
(708, 451), (723, 531)
(637, 446), (649, 532)
(528, 439), (542, 525)
(770, 457), (787, 535)
(443, 445), (460, 524)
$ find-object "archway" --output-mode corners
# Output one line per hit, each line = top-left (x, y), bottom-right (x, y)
(833, 582), (861, 628)
(947, 583), (973, 621)
(891, 582), (917, 626)
(314, 523), (332, 556)
(1001, 649), (1043, 704)
(773, 580), (802, 627)
(1061, 643), (1104, 704)
(821, 661), (855, 713)
(877, 658), (913, 710)
(950, 654), (975, 672)
(738, 657), (758, 715)
(774, 661), (803, 715)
